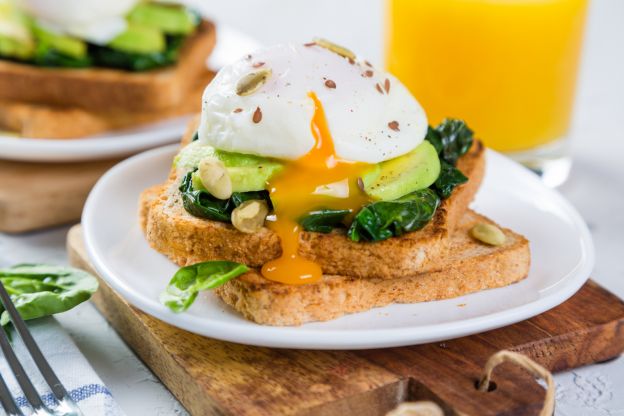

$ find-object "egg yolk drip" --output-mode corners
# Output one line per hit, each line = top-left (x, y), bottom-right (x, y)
(261, 92), (370, 285)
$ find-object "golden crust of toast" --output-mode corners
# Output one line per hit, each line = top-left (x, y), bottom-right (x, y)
(214, 210), (530, 326)
(0, 72), (214, 138)
(0, 21), (216, 112)
(140, 123), (486, 279)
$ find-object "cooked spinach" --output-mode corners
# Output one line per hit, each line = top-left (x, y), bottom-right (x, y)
(191, 131), (199, 142)
(161, 261), (248, 312)
(0, 264), (98, 326)
(179, 170), (272, 222)
(433, 160), (468, 199)
(347, 189), (440, 242)
(425, 118), (474, 199)
(300, 209), (350, 233)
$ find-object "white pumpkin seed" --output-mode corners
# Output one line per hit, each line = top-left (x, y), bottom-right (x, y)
(470, 223), (506, 246)
(236, 68), (272, 96)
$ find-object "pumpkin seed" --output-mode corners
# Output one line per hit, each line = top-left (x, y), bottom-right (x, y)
(231, 200), (269, 233)
(198, 159), (232, 200)
(236, 68), (272, 96)
(313, 37), (356, 60)
(470, 223), (506, 246)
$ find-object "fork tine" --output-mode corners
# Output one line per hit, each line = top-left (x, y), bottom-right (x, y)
(0, 323), (49, 414)
(0, 280), (82, 415)
(0, 370), (23, 416)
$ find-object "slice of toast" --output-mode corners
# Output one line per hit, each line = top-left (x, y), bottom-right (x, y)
(214, 210), (530, 326)
(0, 71), (214, 138)
(0, 21), (216, 112)
(140, 124), (486, 279)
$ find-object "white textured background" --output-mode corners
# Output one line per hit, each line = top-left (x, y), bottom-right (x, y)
(1, 0), (623, 414)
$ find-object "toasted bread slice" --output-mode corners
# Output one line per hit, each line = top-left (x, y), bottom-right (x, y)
(140, 124), (486, 279)
(214, 210), (530, 326)
(0, 71), (214, 139)
(0, 21), (215, 112)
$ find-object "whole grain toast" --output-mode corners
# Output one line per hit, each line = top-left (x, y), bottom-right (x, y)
(214, 210), (530, 325)
(140, 125), (486, 279)
(0, 71), (214, 138)
(0, 21), (216, 112)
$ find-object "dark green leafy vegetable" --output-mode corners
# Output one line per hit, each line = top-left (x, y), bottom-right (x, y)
(433, 160), (468, 199)
(179, 170), (272, 222)
(0, 264), (98, 326)
(300, 209), (350, 233)
(425, 119), (474, 166)
(161, 261), (248, 312)
(425, 118), (474, 199)
(347, 188), (440, 242)
(191, 131), (199, 142)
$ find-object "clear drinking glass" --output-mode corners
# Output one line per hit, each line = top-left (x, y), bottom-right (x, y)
(386, 0), (588, 186)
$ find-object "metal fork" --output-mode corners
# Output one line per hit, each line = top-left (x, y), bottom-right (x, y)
(0, 280), (82, 416)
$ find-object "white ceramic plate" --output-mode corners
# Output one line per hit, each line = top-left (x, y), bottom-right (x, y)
(0, 25), (261, 163)
(82, 145), (594, 349)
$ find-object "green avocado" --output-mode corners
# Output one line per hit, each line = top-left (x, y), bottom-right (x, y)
(175, 142), (284, 193)
(107, 23), (165, 54)
(32, 25), (86, 58)
(127, 4), (198, 35)
(0, 34), (33, 59)
(361, 140), (441, 201)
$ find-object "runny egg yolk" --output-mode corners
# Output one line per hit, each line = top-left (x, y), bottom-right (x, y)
(261, 92), (371, 285)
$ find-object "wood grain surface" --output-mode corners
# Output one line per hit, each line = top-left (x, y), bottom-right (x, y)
(67, 225), (624, 416)
(0, 159), (119, 233)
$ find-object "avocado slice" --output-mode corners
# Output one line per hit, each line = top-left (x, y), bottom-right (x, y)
(0, 34), (34, 59)
(127, 4), (198, 35)
(107, 23), (165, 54)
(361, 140), (441, 201)
(32, 25), (86, 58)
(175, 142), (284, 193)
(0, 4), (35, 59)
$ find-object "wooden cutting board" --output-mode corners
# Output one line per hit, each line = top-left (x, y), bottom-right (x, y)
(0, 159), (119, 233)
(66, 225), (624, 416)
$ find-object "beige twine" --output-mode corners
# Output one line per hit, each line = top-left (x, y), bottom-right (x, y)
(386, 350), (555, 416)
(478, 350), (555, 416)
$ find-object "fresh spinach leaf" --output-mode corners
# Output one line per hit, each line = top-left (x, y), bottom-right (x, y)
(0, 264), (98, 326)
(426, 119), (474, 166)
(300, 209), (350, 233)
(347, 188), (440, 242)
(433, 160), (468, 199)
(179, 170), (272, 222)
(161, 261), (248, 312)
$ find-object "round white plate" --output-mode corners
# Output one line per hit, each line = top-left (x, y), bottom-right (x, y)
(82, 145), (594, 349)
(0, 24), (261, 163)
(0, 117), (192, 162)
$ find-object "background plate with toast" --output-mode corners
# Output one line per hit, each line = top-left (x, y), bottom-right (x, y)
(81, 144), (594, 349)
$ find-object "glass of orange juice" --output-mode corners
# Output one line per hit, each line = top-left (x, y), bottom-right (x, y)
(386, 0), (588, 186)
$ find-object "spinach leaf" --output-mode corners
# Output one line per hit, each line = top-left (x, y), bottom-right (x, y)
(433, 160), (468, 199)
(179, 170), (272, 222)
(347, 188), (440, 242)
(300, 209), (350, 233)
(161, 261), (248, 312)
(426, 119), (474, 165)
(0, 264), (98, 326)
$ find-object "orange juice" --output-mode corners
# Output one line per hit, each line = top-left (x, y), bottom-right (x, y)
(386, 0), (588, 153)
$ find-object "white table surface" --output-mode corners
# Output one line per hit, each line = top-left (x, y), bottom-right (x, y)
(1, 0), (623, 414)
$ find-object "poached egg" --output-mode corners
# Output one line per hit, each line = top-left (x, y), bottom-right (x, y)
(18, 0), (138, 44)
(198, 41), (429, 285)
(199, 42), (428, 163)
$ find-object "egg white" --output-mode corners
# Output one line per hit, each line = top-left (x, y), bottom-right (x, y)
(18, 0), (138, 44)
(199, 43), (428, 163)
